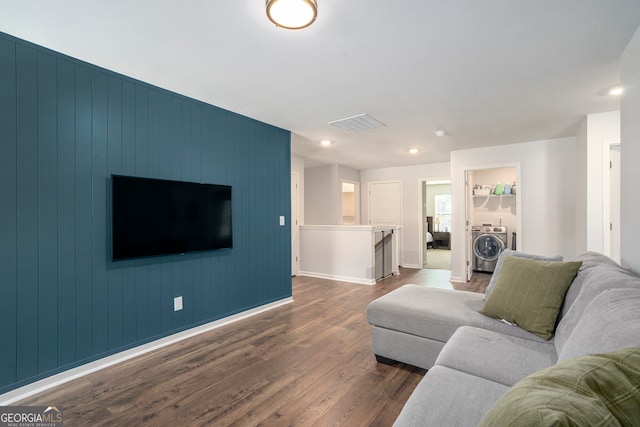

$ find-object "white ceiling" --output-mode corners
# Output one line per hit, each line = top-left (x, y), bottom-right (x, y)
(2, 1), (639, 170)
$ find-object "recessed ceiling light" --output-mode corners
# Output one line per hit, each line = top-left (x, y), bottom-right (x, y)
(320, 139), (332, 146)
(435, 129), (446, 137)
(609, 87), (623, 96)
(409, 148), (419, 154)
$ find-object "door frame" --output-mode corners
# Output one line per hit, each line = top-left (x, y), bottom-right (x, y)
(418, 178), (451, 270)
(291, 172), (300, 276)
(459, 163), (522, 282)
(341, 179), (360, 225)
(464, 171), (473, 281)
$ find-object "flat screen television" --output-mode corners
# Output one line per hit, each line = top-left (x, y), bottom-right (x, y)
(112, 175), (232, 260)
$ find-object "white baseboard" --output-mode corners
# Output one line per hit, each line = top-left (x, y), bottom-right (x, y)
(449, 275), (465, 283)
(402, 263), (421, 269)
(0, 297), (293, 405)
(298, 271), (376, 285)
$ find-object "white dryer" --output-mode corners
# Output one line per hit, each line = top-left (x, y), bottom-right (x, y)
(472, 226), (508, 273)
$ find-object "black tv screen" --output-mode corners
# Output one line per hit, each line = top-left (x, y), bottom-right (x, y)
(112, 175), (232, 260)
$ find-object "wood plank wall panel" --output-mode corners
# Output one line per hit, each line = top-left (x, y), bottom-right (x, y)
(57, 57), (78, 368)
(106, 75), (124, 351)
(37, 50), (59, 374)
(16, 44), (39, 381)
(0, 32), (292, 394)
(91, 70), (109, 357)
(0, 37), (18, 387)
(74, 64), (94, 362)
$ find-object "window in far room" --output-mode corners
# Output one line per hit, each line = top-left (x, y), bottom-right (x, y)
(435, 195), (452, 232)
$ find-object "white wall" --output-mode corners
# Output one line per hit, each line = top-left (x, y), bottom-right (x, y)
(299, 225), (377, 285)
(574, 118), (588, 253)
(342, 191), (355, 217)
(451, 137), (576, 282)
(304, 164), (360, 225)
(305, 165), (340, 224)
(360, 162), (450, 268)
(621, 26), (640, 273)
(338, 165), (360, 183)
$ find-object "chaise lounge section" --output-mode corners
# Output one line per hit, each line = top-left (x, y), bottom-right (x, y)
(367, 251), (640, 425)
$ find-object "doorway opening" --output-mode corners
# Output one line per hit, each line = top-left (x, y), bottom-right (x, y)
(341, 181), (359, 224)
(422, 180), (452, 270)
(464, 165), (520, 281)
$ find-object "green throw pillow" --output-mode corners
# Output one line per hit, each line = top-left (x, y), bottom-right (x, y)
(479, 256), (582, 340)
(479, 347), (640, 427)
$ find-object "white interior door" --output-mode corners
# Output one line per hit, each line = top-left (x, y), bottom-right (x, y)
(603, 141), (621, 264)
(369, 181), (402, 225)
(610, 145), (621, 264)
(291, 172), (299, 276)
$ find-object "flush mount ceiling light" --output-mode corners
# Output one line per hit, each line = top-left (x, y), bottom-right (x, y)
(320, 139), (332, 146)
(435, 129), (446, 137)
(408, 148), (419, 154)
(266, 0), (317, 30)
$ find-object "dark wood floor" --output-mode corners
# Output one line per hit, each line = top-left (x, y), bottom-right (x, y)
(17, 268), (489, 426)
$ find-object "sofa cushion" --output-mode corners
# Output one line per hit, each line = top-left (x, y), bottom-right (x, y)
(394, 366), (510, 427)
(480, 256), (582, 340)
(367, 285), (546, 345)
(478, 347), (640, 427)
(561, 252), (622, 318)
(485, 250), (563, 299)
(371, 326), (445, 370)
(555, 264), (640, 353)
(435, 326), (557, 386)
(557, 288), (640, 361)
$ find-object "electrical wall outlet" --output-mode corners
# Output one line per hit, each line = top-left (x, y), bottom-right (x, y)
(279, 216), (285, 226)
(174, 296), (183, 311)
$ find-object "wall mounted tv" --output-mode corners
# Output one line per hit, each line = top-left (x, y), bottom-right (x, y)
(112, 175), (232, 260)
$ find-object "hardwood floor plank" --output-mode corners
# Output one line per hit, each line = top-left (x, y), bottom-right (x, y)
(16, 268), (488, 426)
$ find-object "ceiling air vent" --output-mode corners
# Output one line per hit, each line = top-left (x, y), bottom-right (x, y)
(328, 113), (386, 132)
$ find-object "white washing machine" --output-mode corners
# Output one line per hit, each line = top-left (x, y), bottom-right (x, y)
(472, 226), (508, 273)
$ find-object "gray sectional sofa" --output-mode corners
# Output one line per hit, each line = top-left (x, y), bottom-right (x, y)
(367, 251), (640, 426)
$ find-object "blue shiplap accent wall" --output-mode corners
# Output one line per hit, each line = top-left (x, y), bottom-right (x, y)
(0, 32), (292, 393)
